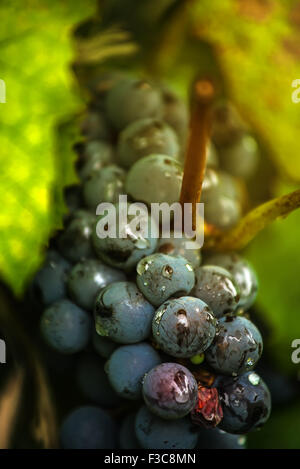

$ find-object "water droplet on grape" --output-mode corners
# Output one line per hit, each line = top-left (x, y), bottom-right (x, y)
(246, 357), (254, 367)
(155, 305), (167, 325)
(95, 320), (109, 337)
(135, 238), (150, 249)
(137, 260), (148, 275)
(162, 264), (173, 279)
(248, 372), (260, 386)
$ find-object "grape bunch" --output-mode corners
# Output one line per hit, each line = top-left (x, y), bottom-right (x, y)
(33, 73), (271, 450)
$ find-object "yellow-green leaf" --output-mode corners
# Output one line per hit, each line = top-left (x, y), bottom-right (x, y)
(192, 0), (300, 181)
(0, 1), (96, 295)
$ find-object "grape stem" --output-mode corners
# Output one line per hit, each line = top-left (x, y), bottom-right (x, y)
(204, 188), (300, 251)
(180, 79), (215, 230)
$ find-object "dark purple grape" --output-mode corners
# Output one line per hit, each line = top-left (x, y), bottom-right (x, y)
(135, 405), (198, 449)
(57, 210), (96, 263)
(205, 252), (258, 311)
(217, 372), (271, 434)
(40, 299), (91, 354)
(67, 258), (126, 311)
(60, 406), (117, 449)
(206, 315), (263, 376)
(192, 265), (240, 318)
(142, 363), (198, 419)
(152, 296), (217, 358)
(92, 329), (118, 358)
(106, 342), (161, 400)
(119, 413), (141, 449)
(31, 249), (70, 307)
(76, 353), (120, 408)
(136, 253), (195, 307)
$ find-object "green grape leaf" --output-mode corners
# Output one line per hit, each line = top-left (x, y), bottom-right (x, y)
(192, 0), (300, 181)
(0, 1), (96, 295)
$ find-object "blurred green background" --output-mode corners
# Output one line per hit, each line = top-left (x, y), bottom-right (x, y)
(0, 0), (300, 449)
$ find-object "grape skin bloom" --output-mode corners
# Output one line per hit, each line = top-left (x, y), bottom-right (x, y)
(106, 343), (161, 400)
(94, 281), (155, 344)
(31, 249), (70, 307)
(136, 253), (195, 307)
(126, 154), (183, 205)
(40, 299), (91, 354)
(117, 117), (180, 168)
(67, 258), (126, 311)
